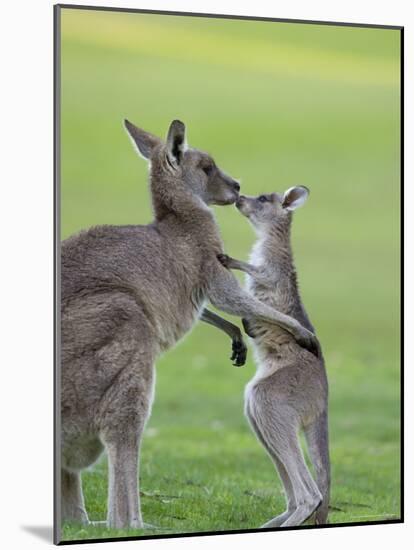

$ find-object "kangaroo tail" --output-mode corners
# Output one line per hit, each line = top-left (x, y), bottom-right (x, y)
(304, 409), (331, 524)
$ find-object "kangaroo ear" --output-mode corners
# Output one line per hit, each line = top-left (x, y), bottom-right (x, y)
(282, 186), (309, 211)
(124, 119), (161, 160)
(166, 120), (187, 167)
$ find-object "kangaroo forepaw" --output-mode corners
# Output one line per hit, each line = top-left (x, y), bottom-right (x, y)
(217, 253), (232, 269)
(242, 318), (257, 339)
(296, 328), (320, 358)
(231, 337), (247, 366)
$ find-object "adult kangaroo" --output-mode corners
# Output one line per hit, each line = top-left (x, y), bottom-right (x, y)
(60, 120), (319, 530)
(218, 187), (330, 527)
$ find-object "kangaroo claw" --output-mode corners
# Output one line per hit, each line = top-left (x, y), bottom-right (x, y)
(242, 318), (257, 339)
(296, 329), (320, 358)
(230, 338), (247, 366)
(217, 253), (231, 268)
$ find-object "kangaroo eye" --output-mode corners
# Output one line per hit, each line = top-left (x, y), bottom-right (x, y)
(202, 164), (213, 177)
(258, 195), (268, 203)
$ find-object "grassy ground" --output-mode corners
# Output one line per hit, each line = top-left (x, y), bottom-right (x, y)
(59, 7), (401, 542)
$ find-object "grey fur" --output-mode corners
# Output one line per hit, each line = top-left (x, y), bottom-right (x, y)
(200, 309), (247, 366)
(61, 121), (319, 529)
(219, 187), (330, 527)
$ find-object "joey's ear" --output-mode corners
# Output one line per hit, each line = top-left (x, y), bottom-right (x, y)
(166, 120), (187, 167)
(124, 119), (161, 160)
(282, 186), (309, 211)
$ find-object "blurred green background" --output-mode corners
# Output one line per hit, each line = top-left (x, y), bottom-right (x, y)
(60, 7), (401, 541)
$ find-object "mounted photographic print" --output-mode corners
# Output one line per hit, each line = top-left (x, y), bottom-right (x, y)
(54, 4), (403, 545)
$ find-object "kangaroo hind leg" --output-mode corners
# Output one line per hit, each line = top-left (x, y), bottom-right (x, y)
(247, 394), (321, 528)
(61, 469), (89, 525)
(99, 347), (155, 530)
(245, 400), (296, 528)
(277, 432), (322, 527)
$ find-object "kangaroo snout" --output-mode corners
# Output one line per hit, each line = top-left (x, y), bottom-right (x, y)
(225, 177), (240, 195)
(236, 195), (248, 211)
(218, 177), (240, 205)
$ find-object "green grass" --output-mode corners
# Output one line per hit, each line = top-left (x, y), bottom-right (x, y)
(59, 8), (401, 542)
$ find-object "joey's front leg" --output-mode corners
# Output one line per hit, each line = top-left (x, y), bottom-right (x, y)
(217, 254), (274, 288)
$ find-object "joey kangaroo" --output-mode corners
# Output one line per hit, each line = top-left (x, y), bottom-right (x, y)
(61, 119), (319, 530)
(218, 186), (330, 527)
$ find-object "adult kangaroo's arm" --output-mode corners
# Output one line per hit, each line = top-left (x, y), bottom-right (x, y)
(206, 261), (319, 357)
(200, 309), (247, 367)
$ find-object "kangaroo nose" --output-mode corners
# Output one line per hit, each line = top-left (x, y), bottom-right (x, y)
(233, 181), (240, 192)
